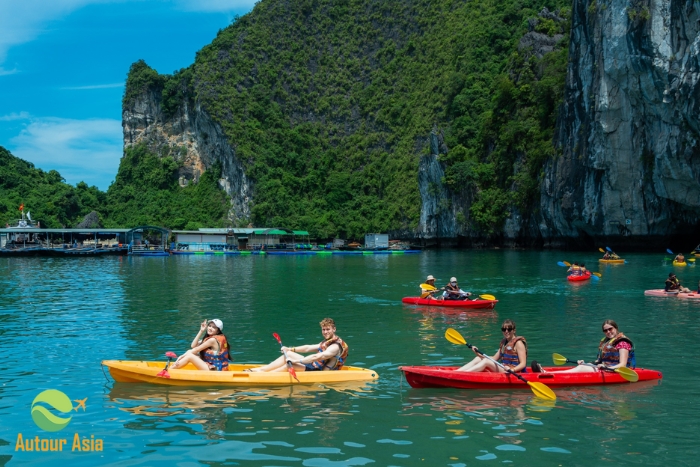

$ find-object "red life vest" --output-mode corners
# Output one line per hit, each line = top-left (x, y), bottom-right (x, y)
(201, 334), (230, 371)
(597, 332), (635, 368)
(312, 336), (349, 370)
(499, 336), (527, 369)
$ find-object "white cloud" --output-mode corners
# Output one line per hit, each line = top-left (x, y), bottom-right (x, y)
(61, 83), (124, 90)
(9, 117), (123, 190)
(0, 0), (101, 66)
(0, 111), (31, 121)
(175, 0), (258, 13)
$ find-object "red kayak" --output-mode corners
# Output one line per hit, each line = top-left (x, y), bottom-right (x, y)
(401, 297), (497, 309)
(399, 366), (662, 389)
(567, 271), (592, 281)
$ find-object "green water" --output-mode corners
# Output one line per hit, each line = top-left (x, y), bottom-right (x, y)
(0, 251), (695, 466)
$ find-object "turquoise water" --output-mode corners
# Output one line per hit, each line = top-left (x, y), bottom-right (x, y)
(0, 251), (696, 466)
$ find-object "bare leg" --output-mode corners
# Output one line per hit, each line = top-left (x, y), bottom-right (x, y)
(557, 364), (598, 374)
(455, 357), (484, 371)
(455, 358), (500, 373)
(171, 353), (210, 371)
(251, 351), (305, 372)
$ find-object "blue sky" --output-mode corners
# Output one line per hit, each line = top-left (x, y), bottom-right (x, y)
(0, 0), (256, 190)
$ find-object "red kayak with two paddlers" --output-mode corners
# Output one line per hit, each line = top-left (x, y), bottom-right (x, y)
(401, 297), (498, 309)
(399, 366), (663, 389)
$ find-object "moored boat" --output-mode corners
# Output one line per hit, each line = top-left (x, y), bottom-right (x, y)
(399, 366), (662, 389)
(102, 360), (379, 386)
(567, 271), (592, 281)
(401, 297), (497, 309)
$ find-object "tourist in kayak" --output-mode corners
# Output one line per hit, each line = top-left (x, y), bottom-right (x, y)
(250, 318), (348, 372)
(170, 319), (231, 371)
(580, 264), (587, 274)
(443, 277), (471, 300)
(674, 252), (685, 263)
(420, 275), (442, 300)
(665, 272), (690, 292)
(540, 320), (635, 373)
(568, 262), (581, 275)
(602, 251), (611, 259)
(455, 319), (527, 373)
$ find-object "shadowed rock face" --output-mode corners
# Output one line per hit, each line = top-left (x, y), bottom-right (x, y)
(123, 86), (252, 224)
(540, 0), (700, 247)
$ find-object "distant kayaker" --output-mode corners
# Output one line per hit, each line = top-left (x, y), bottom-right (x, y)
(674, 253), (685, 263)
(602, 251), (611, 259)
(420, 275), (442, 300)
(665, 272), (689, 292)
(568, 262), (581, 275)
(542, 320), (635, 374)
(250, 318), (348, 372)
(580, 264), (587, 274)
(455, 319), (527, 373)
(171, 319), (231, 371)
(443, 277), (471, 300)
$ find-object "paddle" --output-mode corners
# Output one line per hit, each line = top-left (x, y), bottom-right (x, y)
(156, 351), (178, 378)
(445, 328), (556, 401)
(552, 353), (639, 382)
(420, 283), (444, 299)
(273, 332), (300, 382)
(479, 294), (497, 300)
(598, 247), (605, 253)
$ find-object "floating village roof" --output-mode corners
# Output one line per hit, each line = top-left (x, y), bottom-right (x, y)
(174, 228), (310, 236)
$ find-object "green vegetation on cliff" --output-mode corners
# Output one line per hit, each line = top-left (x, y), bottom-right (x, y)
(152, 0), (569, 237)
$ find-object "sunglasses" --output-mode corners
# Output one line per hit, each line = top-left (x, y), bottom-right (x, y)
(603, 327), (615, 332)
(501, 327), (514, 332)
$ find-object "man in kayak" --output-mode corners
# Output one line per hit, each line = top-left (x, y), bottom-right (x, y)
(170, 319), (231, 371)
(250, 318), (348, 372)
(420, 275), (442, 300)
(568, 262), (581, 275)
(674, 253), (685, 263)
(455, 319), (527, 373)
(665, 272), (690, 292)
(602, 251), (611, 259)
(443, 277), (471, 300)
(543, 320), (634, 374)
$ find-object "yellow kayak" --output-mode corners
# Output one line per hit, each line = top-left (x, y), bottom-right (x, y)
(673, 261), (687, 267)
(102, 360), (379, 386)
(599, 259), (625, 264)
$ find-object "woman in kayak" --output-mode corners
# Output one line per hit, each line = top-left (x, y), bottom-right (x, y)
(170, 319), (231, 371)
(443, 277), (471, 300)
(544, 320), (635, 373)
(250, 318), (348, 372)
(455, 319), (527, 373)
(420, 275), (442, 300)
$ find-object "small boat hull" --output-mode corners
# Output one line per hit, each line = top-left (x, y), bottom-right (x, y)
(567, 271), (592, 281)
(399, 366), (662, 389)
(401, 297), (497, 309)
(598, 259), (625, 264)
(644, 289), (700, 299)
(102, 360), (379, 386)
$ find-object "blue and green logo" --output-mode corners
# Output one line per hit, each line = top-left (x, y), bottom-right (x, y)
(30, 390), (73, 432)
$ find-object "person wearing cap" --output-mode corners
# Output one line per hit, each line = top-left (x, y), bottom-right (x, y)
(420, 275), (441, 300)
(443, 277), (471, 300)
(171, 319), (231, 371)
(249, 318), (348, 372)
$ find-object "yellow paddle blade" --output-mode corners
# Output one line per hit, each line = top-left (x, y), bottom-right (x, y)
(419, 292), (432, 299)
(479, 294), (496, 300)
(528, 382), (557, 401)
(445, 328), (466, 346)
(563, 261), (571, 267)
(592, 272), (602, 277)
(420, 283), (437, 291)
(598, 248), (605, 253)
(552, 353), (568, 365)
(689, 258), (696, 263)
(616, 367), (639, 382)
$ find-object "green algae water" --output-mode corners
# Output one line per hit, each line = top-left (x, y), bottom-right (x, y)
(0, 251), (695, 466)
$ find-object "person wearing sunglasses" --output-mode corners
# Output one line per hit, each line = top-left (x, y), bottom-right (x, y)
(548, 320), (635, 374)
(455, 319), (527, 372)
(443, 277), (471, 301)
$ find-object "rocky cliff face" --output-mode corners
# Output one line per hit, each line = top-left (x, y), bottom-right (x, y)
(540, 0), (700, 246)
(123, 85), (252, 223)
